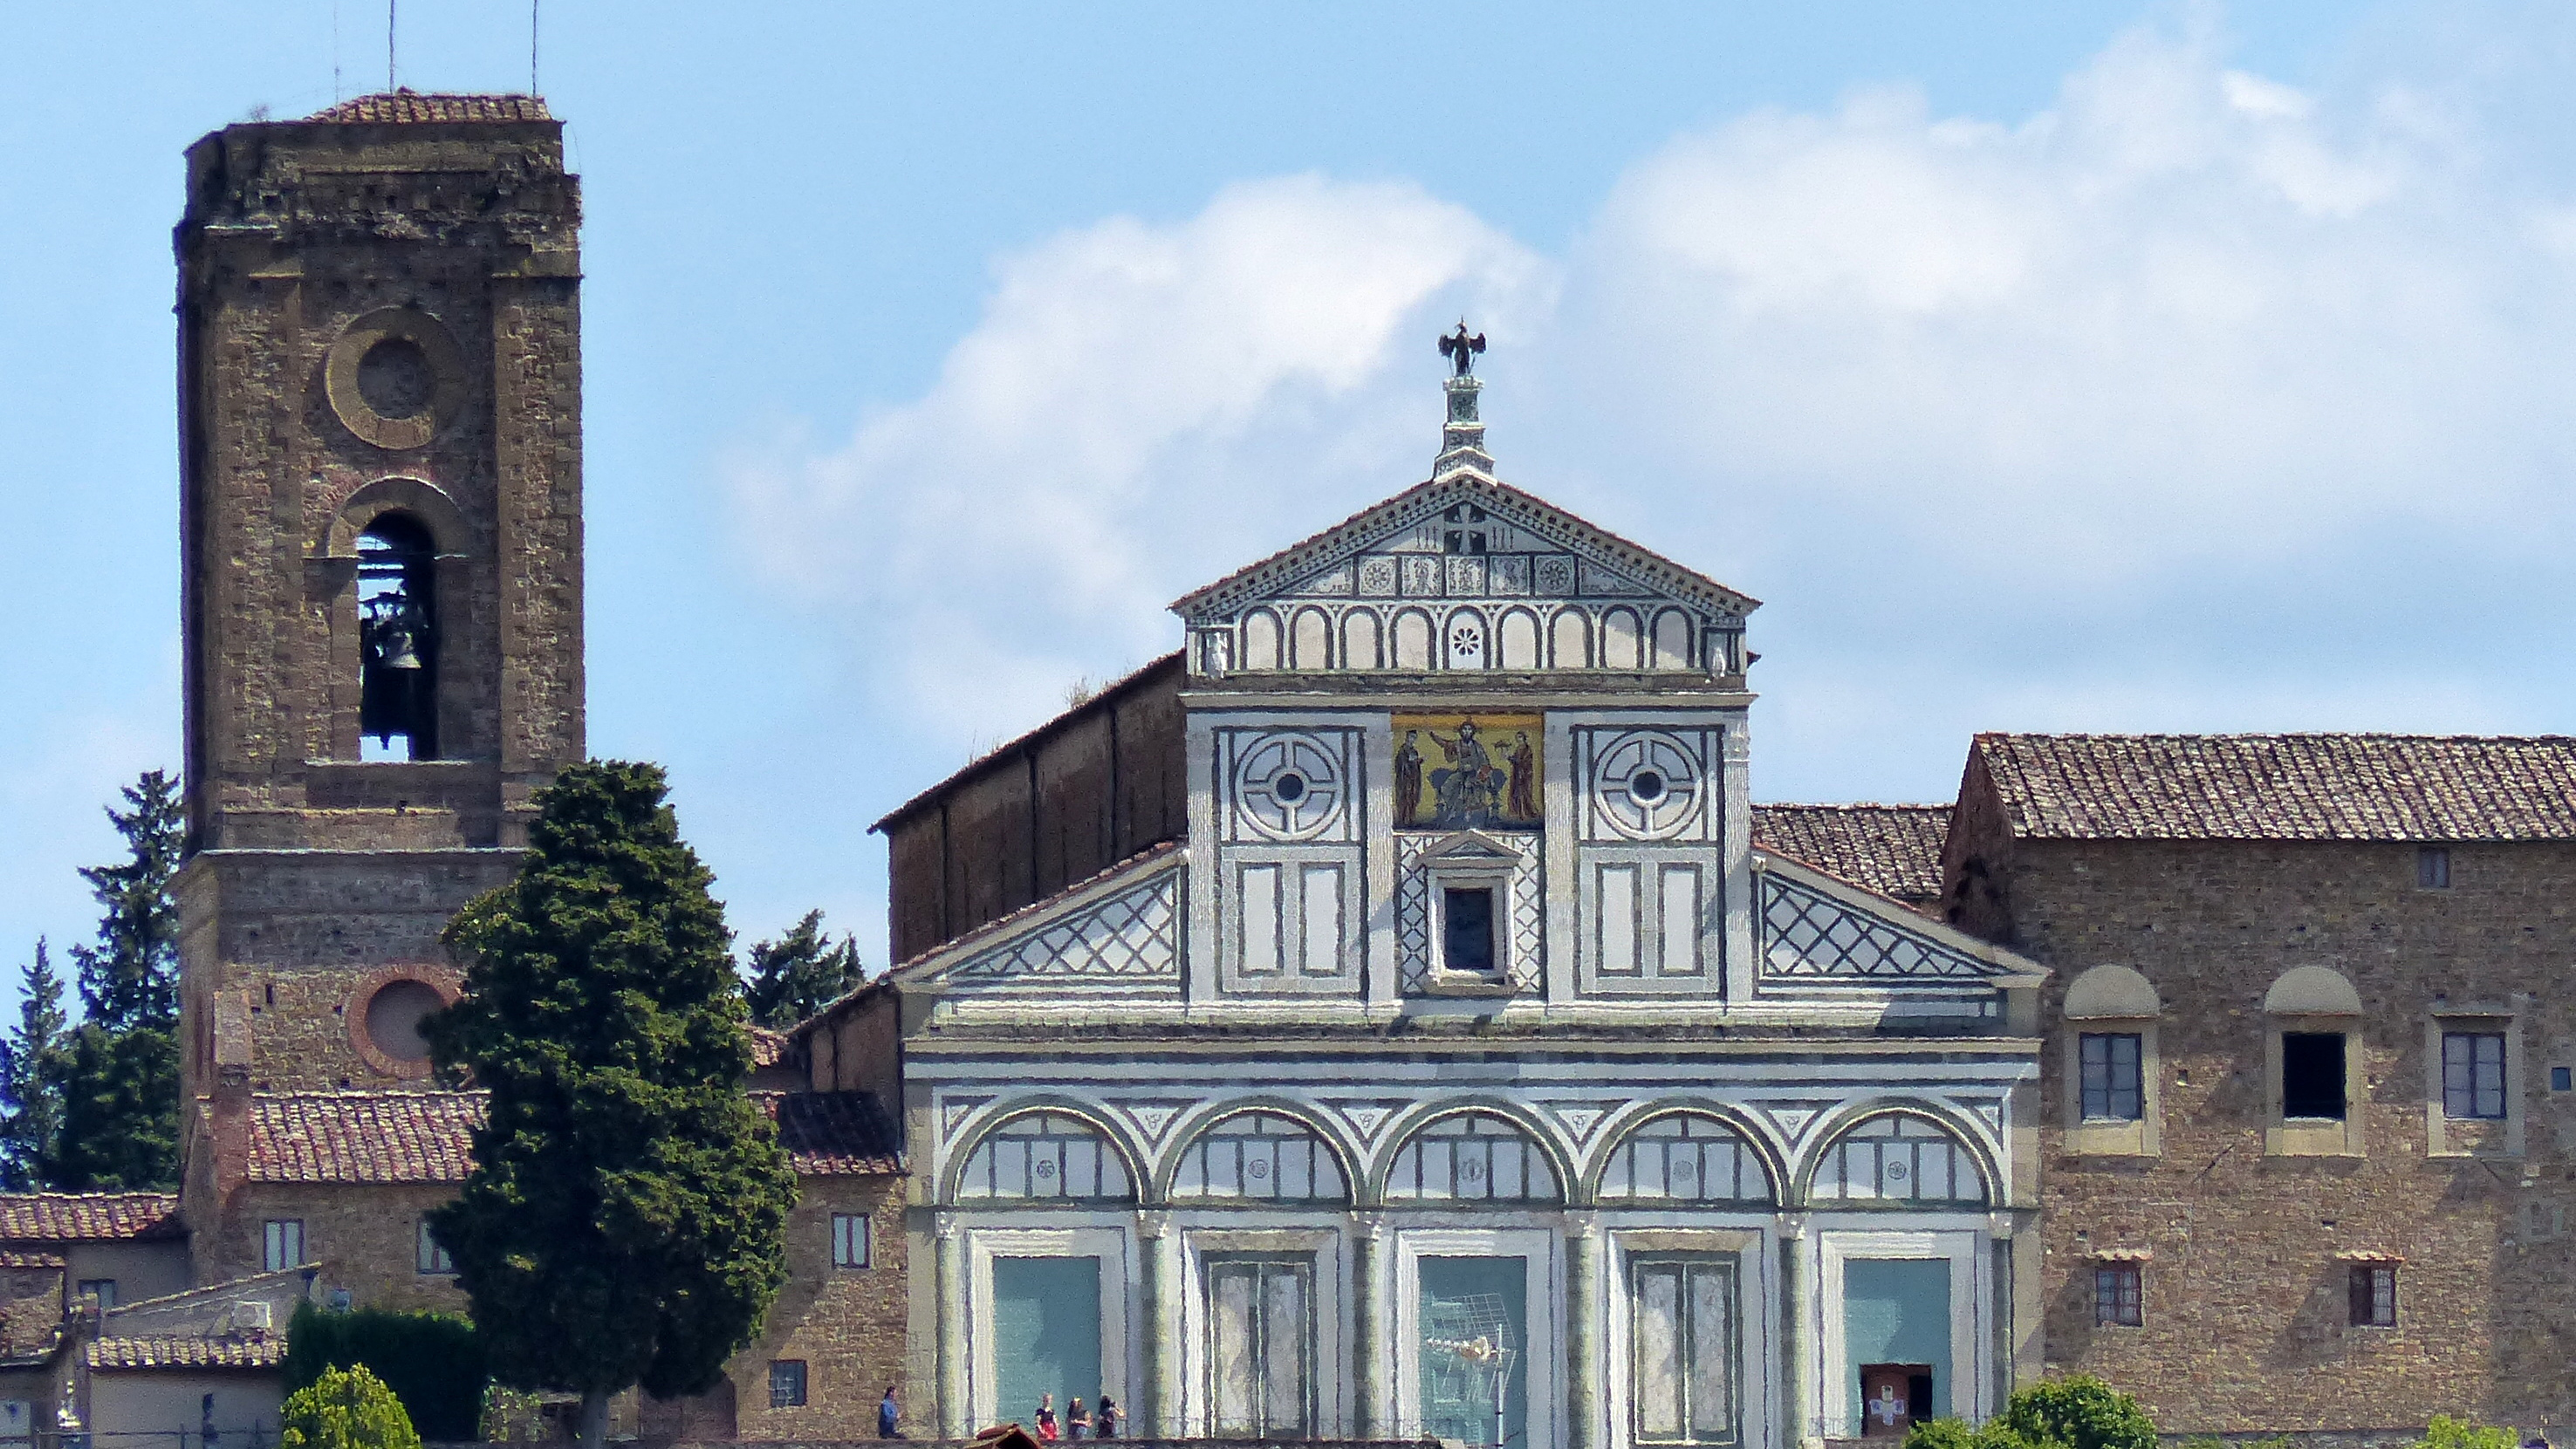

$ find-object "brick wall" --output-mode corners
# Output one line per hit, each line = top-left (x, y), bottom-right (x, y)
(201, 1181), (468, 1313)
(1947, 816), (2576, 1431)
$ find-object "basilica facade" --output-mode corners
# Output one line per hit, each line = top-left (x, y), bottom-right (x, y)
(798, 364), (2049, 1449)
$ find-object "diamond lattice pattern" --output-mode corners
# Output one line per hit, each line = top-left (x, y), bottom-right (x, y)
(1760, 871), (1999, 979)
(956, 871), (1180, 980)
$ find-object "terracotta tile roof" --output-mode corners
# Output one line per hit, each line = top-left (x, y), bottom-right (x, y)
(249, 1090), (900, 1182)
(0, 1193), (182, 1243)
(1974, 734), (2576, 842)
(86, 1336), (282, 1370)
(1752, 804), (1952, 906)
(757, 1092), (904, 1176)
(749, 1027), (789, 1069)
(246, 1092), (481, 1184)
(305, 92), (551, 124)
(0, 1252), (64, 1271)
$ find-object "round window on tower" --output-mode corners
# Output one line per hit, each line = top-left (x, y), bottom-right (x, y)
(348, 969), (461, 1078)
(1628, 769), (1667, 805)
(1273, 771), (1308, 803)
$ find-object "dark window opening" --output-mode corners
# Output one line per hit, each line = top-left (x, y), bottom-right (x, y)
(2282, 1032), (2347, 1120)
(2417, 846), (2451, 889)
(769, 1360), (807, 1408)
(76, 1279), (116, 1309)
(1907, 1375), (1933, 1421)
(1442, 886), (1497, 975)
(2348, 1265), (2396, 1326)
(2093, 1264), (2141, 1327)
(358, 515), (438, 761)
(2442, 1031), (2507, 1119)
(2079, 1033), (2144, 1122)
(2552, 1066), (2572, 1093)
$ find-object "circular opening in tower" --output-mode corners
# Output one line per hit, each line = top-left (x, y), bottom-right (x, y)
(1628, 769), (1667, 804)
(1273, 771), (1308, 803)
(357, 337), (437, 421)
(363, 978), (447, 1063)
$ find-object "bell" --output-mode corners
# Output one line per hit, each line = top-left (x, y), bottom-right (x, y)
(376, 633), (424, 671)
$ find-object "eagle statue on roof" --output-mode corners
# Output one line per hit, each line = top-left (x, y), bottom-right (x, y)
(1440, 322), (1486, 377)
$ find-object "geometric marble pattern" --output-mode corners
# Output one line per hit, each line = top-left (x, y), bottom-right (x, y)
(1759, 871), (2009, 980)
(952, 869), (1180, 981)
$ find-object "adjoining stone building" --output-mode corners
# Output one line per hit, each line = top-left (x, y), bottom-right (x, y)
(1935, 733), (2576, 1438)
(792, 355), (2054, 1449)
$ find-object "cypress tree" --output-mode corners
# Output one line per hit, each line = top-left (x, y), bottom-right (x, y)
(0, 940), (70, 1190)
(51, 769), (184, 1189)
(742, 909), (867, 1028)
(425, 762), (794, 1449)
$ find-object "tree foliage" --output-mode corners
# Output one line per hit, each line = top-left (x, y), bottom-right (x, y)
(280, 1364), (423, 1449)
(2413, 1418), (2518, 1449)
(0, 940), (71, 1189)
(741, 908), (866, 1028)
(31, 770), (185, 1190)
(1906, 1377), (2158, 1449)
(425, 762), (795, 1449)
(284, 1302), (488, 1442)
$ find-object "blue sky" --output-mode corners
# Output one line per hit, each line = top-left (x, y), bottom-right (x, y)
(6, 1), (2575, 985)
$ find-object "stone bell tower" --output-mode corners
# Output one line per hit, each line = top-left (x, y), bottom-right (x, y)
(172, 92), (583, 1104)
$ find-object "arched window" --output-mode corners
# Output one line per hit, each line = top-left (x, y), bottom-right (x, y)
(1384, 1111), (1561, 1204)
(954, 1111), (1135, 1203)
(1168, 1111), (1348, 1203)
(357, 514), (438, 761)
(1598, 1112), (1772, 1205)
(1812, 1114), (1987, 1208)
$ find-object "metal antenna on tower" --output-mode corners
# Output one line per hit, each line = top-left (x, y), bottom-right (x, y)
(387, 0), (398, 92)
(332, 0), (343, 101)
(531, 0), (540, 95)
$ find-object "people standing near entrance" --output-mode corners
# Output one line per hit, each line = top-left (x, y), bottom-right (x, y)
(1093, 1398), (1118, 1439)
(1035, 1394), (1058, 1441)
(1066, 1398), (1091, 1439)
(878, 1387), (901, 1439)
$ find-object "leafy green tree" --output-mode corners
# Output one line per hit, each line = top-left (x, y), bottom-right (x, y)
(284, 1302), (488, 1441)
(280, 1364), (423, 1449)
(741, 908), (866, 1028)
(2414, 1418), (2517, 1449)
(51, 769), (185, 1189)
(0, 940), (70, 1189)
(1905, 1377), (2157, 1449)
(425, 762), (796, 1449)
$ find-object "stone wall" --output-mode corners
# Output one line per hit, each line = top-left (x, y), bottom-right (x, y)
(1944, 808), (2576, 1431)
(197, 1179), (468, 1313)
(880, 657), (1187, 964)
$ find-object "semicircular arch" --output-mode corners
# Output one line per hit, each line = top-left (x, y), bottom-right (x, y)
(1793, 1097), (2003, 1211)
(324, 475), (474, 558)
(942, 1098), (1148, 1206)
(1369, 1098), (1576, 1208)
(1153, 1098), (1359, 1206)
(1583, 1100), (1785, 1206)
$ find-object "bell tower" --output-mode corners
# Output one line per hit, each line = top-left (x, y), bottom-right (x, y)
(172, 92), (583, 1101)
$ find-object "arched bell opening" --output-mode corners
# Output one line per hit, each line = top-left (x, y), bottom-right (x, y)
(356, 512), (440, 761)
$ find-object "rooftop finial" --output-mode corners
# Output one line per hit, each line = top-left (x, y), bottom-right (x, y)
(1433, 322), (1493, 477)
(1439, 320), (1486, 378)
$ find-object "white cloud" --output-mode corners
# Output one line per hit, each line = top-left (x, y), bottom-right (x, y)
(731, 174), (1549, 739)
(735, 13), (2576, 772)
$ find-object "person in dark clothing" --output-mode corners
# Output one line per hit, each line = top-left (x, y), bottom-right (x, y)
(1093, 1397), (1118, 1439)
(879, 1387), (901, 1439)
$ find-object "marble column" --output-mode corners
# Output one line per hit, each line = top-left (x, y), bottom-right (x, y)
(1779, 1215), (1819, 1449)
(1351, 1213), (1389, 1438)
(1137, 1211), (1181, 1437)
(935, 1214), (968, 1438)
(1565, 1213), (1605, 1449)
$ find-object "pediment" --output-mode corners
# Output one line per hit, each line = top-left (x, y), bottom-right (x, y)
(897, 849), (1185, 995)
(1416, 828), (1525, 864)
(1753, 851), (2046, 991)
(1172, 473), (1758, 627)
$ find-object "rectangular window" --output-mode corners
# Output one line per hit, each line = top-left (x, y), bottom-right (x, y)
(832, 1213), (870, 1269)
(2078, 1034), (2144, 1122)
(2417, 847), (2451, 889)
(2348, 1265), (2397, 1327)
(1420, 1256), (1529, 1449)
(75, 1279), (115, 1309)
(2092, 1265), (2141, 1327)
(1207, 1258), (1313, 1439)
(768, 1360), (807, 1409)
(2442, 1032), (2507, 1119)
(1631, 1257), (1737, 1446)
(2281, 1033), (2347, 1120)
(2553, 1066), (2573, 1094)
(262, 1219), (305, 1273)
(417, 1219), (455, 1275)
(1442, 887), (1497, 974)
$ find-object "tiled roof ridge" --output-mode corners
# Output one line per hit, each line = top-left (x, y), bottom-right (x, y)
(303, 91), (552, 124)
(1977, 729), (2576, 743)
(0, 1192), (185, 1242)
(893, 838), (1184, 971)
(1974, 732), (2576, 841)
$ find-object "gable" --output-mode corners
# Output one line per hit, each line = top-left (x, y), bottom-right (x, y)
(1753, 851), (2043, 1016)
(1173, 474), (1757, 678)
